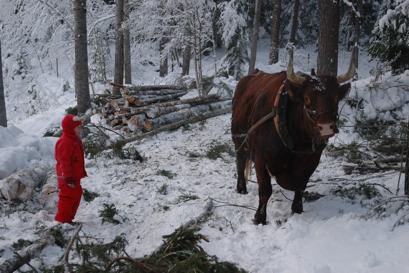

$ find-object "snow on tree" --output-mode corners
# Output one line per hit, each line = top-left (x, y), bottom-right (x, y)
(369, 0), (409, 75)
(217, 0), (249, 80)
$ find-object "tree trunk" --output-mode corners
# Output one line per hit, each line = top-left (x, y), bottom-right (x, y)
(289, 0), (300, 44)
(248, 0), (262, 74)
(159, 36), (168, 77)
(405, 122), (409, 195)
(212, 0), (222, 49)
(74, 0), (91, 115)
(353, 0), (362, 68)
(269, 0), (281, 65)
(0, 40), (7, 127)
(113, 0), (125, 95)
(317, 0), (340, 76)
(192, 10), (204, 96)
(124, 0), (132, 84)
(182, 44), (191, 76)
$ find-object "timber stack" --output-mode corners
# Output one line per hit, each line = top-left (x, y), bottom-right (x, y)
(92, 83), (231, 135)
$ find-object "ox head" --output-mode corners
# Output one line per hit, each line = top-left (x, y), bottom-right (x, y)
(285, 47), (357, 144)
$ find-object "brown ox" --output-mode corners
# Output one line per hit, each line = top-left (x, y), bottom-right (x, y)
(231, 48), (357, 225)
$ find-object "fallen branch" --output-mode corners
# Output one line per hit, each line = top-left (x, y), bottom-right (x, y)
(0, 235), (54, 273)
(63, 224), (83, 265)
(209, 198), (257, 211)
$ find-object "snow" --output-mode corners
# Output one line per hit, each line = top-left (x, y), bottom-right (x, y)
(1, 42), (409, 273)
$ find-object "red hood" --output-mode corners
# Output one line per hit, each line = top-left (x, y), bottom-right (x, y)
(62, 115), (82, 134)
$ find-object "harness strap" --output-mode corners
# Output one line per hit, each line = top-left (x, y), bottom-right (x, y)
(273, 85), (295, 150)
(234, 84), (283, 152)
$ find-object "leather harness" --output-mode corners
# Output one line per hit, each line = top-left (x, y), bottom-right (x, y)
(234, 83), (295, 152)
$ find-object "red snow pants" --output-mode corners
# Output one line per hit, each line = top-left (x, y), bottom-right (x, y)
(55, 183), (83, 223)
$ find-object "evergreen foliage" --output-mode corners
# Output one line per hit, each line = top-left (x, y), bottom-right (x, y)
(369, 0), (409, 75)
(217, 0), (249, 80)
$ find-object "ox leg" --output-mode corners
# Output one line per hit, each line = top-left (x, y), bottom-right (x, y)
(235, 149), (248, 194)
(276, 173), (306, 214)
(253, 164), (272, 225)
(291, 189), (304, 214)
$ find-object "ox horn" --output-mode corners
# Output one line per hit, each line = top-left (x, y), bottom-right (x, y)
(336, 45), (358, 83)
(287, 47), (305, 85)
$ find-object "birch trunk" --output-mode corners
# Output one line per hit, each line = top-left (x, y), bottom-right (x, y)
(0, 235), (54, 273)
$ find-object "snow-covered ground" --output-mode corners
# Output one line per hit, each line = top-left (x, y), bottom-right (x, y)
(1, 43), (409, 272)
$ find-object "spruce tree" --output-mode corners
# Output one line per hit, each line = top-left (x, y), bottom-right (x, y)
(369, 3), (409, 75)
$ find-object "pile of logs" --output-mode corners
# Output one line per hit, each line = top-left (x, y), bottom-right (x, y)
(92, 83), (232, 135)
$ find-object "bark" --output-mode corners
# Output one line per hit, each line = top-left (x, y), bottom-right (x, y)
(248, 0), (262, 74)
(353, 0), (362, 68)
(269, 0), (281, 65)
(63, 224), (83, 265)
(0, 164), (50, 201)
(317, 0), (340, 76)
(115, 107), (231, 146)
(123, 0), (132, 84)
(137, 92), (189, 106)
(192, 10), (204, 95)
(212, 0), (223, 48)
(405, 122), (409, 195)
(0, 39), (6, 127)
(159, 37), (168, 77)
(144, 100), (231, 132)
(182, 44), (191, 76)
(74, 0), (91, 115)
(127, 85), (185, 92)
(144, 104), (190, 119)
(0, 234), (54, 273)
(113, 0), (125, 95)
(289, 0), (300, 44)
(104, 94), (222, 116)
(129, 89), (186, 96)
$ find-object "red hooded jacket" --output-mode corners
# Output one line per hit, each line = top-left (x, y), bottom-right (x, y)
(55, 115), (87, 185)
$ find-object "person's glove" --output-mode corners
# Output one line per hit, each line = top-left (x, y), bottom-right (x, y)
(64, 177), (76, 188)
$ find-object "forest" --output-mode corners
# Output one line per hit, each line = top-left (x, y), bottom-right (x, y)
(1, 0), (409, 272)
(0, 0), (408, 121)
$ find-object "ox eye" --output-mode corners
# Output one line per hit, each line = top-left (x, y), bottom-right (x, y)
(304, 96), (311, 105)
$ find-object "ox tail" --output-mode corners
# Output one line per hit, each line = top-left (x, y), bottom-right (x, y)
(244, 159), (252, 184)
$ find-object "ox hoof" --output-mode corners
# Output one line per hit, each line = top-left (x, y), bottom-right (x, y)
(237, 188), (248, 194)
(291, 203), (303, 214)
(253, 212), (266, 225)
(252, 218), (266, 225)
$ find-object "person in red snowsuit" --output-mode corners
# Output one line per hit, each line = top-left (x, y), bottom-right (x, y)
(55, 114), (87, 224)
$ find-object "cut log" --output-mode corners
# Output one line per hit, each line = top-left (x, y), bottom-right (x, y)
(138, 91), (189, 106)
(145, 104), (191, 119)
(110, 100), (120, 111)
(128, 114), (147, 132)
(144, 100), (231, 132)
(125, 96), (141, 107)
(0, 234), (54, 273)
(127, 84), (185, 91)
(119, 94), (223, 116)
(128, 89), (188, 96)
(129, 107), (231, 143)
(109, 82), (184, 91)
(0, 164), (50, 201)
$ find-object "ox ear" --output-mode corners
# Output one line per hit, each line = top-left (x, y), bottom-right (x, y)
(337, 82), (351, 101)
(285, 80), (304, 103)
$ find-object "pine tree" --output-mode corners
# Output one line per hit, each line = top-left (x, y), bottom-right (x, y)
(217, 0), (249, 80)
(0, 40), (7, 127)
(368, 0), (409, 75)
(74, 0), (91, 115)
